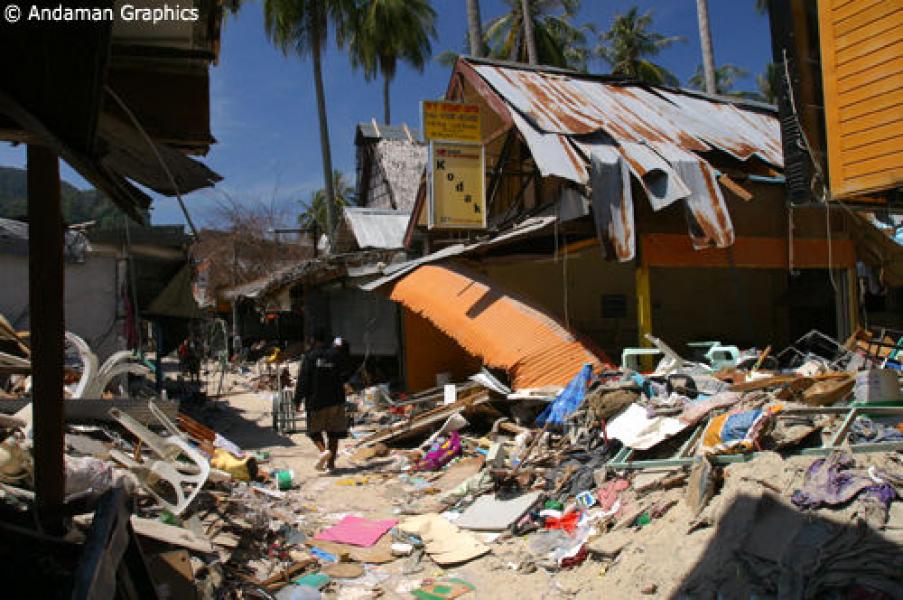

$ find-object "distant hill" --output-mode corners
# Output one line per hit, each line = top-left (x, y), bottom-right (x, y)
(0, 166), (133, 227)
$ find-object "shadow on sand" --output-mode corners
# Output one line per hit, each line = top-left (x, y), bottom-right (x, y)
(671, 492), (903, 599)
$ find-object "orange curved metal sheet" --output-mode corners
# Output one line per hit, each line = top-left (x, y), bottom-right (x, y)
(388, 263), (608, 390)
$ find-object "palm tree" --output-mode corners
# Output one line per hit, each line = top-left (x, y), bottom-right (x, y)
(263, 0), (355, 245)
(466, 0), (484, 57)
(695, 0), (717, 94)
(349, 0), (436, 125)
(687, 63), (750, 96)
(483, 0), (589, 70)
(596, 7), (683, 85)
(298, 171), (354, 235)
(755, 0), (768, 15)
(756, 62), (781, 104)
(522, 0), (538, 65)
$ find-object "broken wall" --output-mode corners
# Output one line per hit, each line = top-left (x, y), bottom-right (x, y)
(0, 253), (121, 359)
(477, 253), (637, 361)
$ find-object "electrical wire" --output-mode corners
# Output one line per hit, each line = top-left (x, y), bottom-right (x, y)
(105, 86), (200, 239)
(781, 48), (837, 292)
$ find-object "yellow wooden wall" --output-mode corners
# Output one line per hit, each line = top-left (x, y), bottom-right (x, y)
(818, 0), (903, 198)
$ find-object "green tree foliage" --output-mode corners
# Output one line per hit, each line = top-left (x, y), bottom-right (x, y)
(757, 62), (781, 104)
(688, 63), (761, 99)
(483, 0), (591, 70)
(596, 7), (683, 85)
(298, 170), (353, 235)
(0, 166), (135, 227)
(263, 0), (357, 242)
(349, 0), (437, 124)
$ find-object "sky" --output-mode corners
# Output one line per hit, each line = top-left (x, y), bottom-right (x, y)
(0, 0), (773, 228)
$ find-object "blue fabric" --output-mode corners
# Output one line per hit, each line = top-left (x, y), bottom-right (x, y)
(720, 409), (762, 443)
(536, 364), (593, 426)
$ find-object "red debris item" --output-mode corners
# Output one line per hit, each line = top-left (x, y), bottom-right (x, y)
(544, 512), (580, 534)
(559, 544), (588, 569)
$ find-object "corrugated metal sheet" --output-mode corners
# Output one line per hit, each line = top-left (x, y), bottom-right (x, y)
(344, 207), (410, 250)
(361, 216), (558, 291)
(511, 111), (588, 183)
(580, 142), (635, 261)
(223, 250), (404, 301)
(468, 60), (782, 251)
(388, 263), (606, 390)
(474, 64), (781, 163)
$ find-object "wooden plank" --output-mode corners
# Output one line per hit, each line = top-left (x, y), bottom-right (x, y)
(819, 0), (846, 197)
(640, 234), (857, 270)
(836, 34), (899, 67)
(28, 144), (65, 528)
(842, 150), (903, 179)
(836, 56), (903, 93)
(635, 264), (652, 348)
(834, 9), (903, 52)
(130, 516), (214, 553)
(832, 0), (884, 23)
(838, 95), (902, 123)
(837, 73), (903, 109)
(840, 120), (903, 154)
(835, 171), (903, 199)
(359, 391), (490, 446)
(718, 174), (754, 202)
(832, 3), (900, 36)
(835, 39), (903, 79)
(840, 141), (900, 171)
(839, 109), (902, 138)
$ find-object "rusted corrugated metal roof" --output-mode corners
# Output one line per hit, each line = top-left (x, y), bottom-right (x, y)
(463, 58), (782, 260)
(473, 63), (781, 165)
(388, 263), (607, 390)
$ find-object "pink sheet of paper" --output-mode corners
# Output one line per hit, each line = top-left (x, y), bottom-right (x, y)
(314, 516), (398, 548)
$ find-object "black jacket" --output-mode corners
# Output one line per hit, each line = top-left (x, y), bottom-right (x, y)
(294, 345), (348, 411)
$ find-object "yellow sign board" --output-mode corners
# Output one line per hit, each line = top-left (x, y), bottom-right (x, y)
(422, 101), (481, 143)
(429, 142), (486, 229)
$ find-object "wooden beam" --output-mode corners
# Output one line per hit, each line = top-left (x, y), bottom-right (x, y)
(718, 174), (754, 202)
(27, 144), (65, 530)
(641, 233), (856, 269)
(635, 263), (652, 348)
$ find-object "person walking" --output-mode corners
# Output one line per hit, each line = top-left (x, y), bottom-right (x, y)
(294, 329), (349, 472)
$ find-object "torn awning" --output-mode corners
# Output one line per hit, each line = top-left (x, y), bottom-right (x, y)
(387, 263), (607, 390)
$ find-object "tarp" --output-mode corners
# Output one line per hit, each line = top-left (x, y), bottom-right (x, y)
(146, 264), (203, 319)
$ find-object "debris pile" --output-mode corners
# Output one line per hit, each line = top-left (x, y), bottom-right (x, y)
(0, 327), (901, 598)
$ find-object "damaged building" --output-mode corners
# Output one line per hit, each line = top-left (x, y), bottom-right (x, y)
(363, 56), (876, 393)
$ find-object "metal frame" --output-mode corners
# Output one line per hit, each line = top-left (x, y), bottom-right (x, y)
(272, 388), (305, 434)
(606, 406), (903, 469)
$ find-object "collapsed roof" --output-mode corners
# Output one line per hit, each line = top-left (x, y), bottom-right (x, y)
(415, 57), (784, 260)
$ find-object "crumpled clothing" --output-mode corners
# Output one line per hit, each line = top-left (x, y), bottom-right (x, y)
(700, 404), (781, 455)
(791, 452), (894, 510)
(596, 478), (630, 511)
(545, 443), (617, 501)
(543, 511), (580, 534)
(850, 416), (903, 444)
(679, 391), (741, 425)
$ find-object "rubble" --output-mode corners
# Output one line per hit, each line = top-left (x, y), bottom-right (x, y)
(0, 325), (901, 598)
